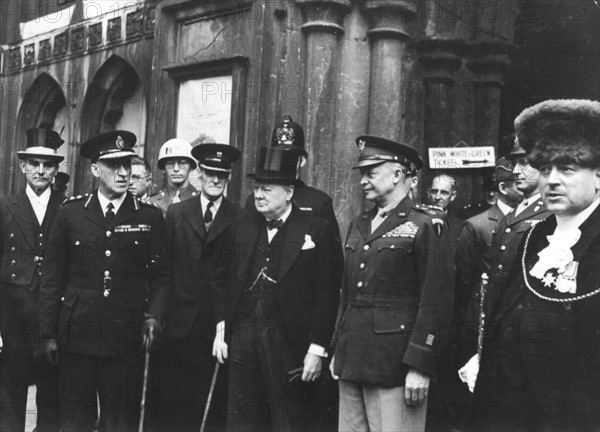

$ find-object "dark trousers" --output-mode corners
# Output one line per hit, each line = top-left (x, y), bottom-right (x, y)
(59, 350), (143, 432)
(0, 285), (60, 432)
(150, 318), (227, 432)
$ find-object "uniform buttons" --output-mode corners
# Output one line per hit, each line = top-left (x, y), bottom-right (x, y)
(363, 245), (369, 251)
(359, 263), (365, 269)
(39, 243), (43, 247)
(500, 245), (506, 251)
(38, 233), (43, 238)
(134, 241), (139, 245)
(10, 260), (15, 266)
(498, 264), (503, 270)
(505, 228), (511, 233)
(105, 250), (112, 257)
(10, 246), (15, 252)
(390, 245), (395, 249)
(357, 281), (363, 288)
(61, 297), (65, 301)
(266, 258), (270, 262)
(517, 304), (523, 310)
(38, 272), (42, 276)
(400, 324), (405, 330)
(75, 241), (80, 246)
(9, 233), (14, 239)
(10, 274), (16, 280)
(106, 231), (112, 237)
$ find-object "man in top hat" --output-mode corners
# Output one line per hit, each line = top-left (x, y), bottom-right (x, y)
(153, 144), (242, 432)
(212, 145), (341, 432)
(463, 100), (600, 431)
(38, 130), (171, 432)
(329, 136), (454, 432)
(148, 138), (199, 216)
(0, 128), (64, 432)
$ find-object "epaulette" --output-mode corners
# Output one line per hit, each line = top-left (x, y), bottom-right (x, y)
(413, 203), (445, 218)
(137, 197), (161, 210)
(63, 194), (90, 205)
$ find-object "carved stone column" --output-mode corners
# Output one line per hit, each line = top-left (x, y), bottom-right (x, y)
(362, 0), (416, 140)
(296, 0), (350, 190)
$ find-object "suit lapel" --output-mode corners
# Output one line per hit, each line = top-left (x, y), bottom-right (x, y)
(277, 206), (306, 281)
(42, 190), (63, 232)
(207, 198), (235, 245)
(7, 190), (36, 249)
(488, 204), (503, 223)
(356, 209), (372, 241)
(183, 198), (207, 241)
(236, 212), (263, 284)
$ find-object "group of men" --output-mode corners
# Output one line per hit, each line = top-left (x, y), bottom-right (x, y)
(0, 99), (598, 432)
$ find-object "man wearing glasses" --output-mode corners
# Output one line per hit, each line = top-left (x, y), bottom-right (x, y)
(39, 130), (171, 432)
(0, 128), (64, 432)
(148, 138), (199, 216)
(128, 156), (152, 202)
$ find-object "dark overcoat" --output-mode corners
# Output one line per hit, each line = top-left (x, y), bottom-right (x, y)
(331, 196), (455, 386)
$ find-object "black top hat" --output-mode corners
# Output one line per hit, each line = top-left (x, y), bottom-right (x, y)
(191, 143), (241, 173)
(80, 130), (137, 161)
(271, 115), (307, 157)
(248, 146), (304, 185)
(353, 135), (423, 173)
(18, 128), (65, 162)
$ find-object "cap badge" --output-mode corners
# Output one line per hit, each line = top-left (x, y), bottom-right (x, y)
(276, 126), (295, 145)
(216, 151), (223, 158)
(116, 136), (124, 149)
(358, 139), (366, 154)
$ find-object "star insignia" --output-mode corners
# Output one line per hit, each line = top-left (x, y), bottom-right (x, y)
(358, 139), (366, 154)
(542, 272), (556, 288)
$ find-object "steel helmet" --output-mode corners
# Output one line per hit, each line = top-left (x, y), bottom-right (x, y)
(157, 138), (197, 169)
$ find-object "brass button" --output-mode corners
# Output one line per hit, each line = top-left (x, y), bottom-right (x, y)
(498, 264), (503, 270)
(39, 233), (43, 238)
(10, 274), (16, 280)
(357, 281), (363, 288)
(359, 263), (365, 269)
(390, 245), (395, 249)
(400, 324), (405, 330)
(505, 228), (511, 233)
(517, 304), (523, 310)
(134, 241), (139, 245)
(500, 245), (506, 251)
(106, 231), (112, 237)
(363, 245), (369, 251)
(9, 233), (14, 239)
(105, 250), (112, 257)
(10, 260), (16, 266)
(10, 246), (15, 252)
(75, 241), (80, 246)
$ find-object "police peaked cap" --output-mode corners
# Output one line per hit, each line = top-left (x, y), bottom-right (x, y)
(80, 130), (137, 161)
(192, 143), (241, 173)
(353, 135), (423, 172)
(271, 114), (308, 157)
(18, 128), (65, 162)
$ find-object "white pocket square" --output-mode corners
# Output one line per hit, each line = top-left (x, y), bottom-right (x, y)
(302, 234), (316, 250)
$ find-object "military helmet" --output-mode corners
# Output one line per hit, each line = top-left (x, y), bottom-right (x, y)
(157, 138), (197, 170)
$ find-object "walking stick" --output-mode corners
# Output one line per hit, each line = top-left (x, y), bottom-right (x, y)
(200, 362), (221, 432)
(138, 337), (151, 432)
(477, 273), (489, 360)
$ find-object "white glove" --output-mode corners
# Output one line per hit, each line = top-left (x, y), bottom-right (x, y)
(458, 354), (479, 393)
(0, 330), (3, 353)
(212, 321), (228, 364)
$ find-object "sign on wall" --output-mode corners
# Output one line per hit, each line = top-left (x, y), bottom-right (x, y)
(429, 146), (496, 169)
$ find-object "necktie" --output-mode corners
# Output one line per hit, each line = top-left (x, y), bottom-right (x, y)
(204, 201), (214, 224)
(515, 199), (528, 216)
(371, 208), (387, 232)
(266, 218), (284, 230)
(172, 191), (181, 204)
(106, 202), (115, 224)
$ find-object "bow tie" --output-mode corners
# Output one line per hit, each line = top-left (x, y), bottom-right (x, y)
(266, 218), (284, 230)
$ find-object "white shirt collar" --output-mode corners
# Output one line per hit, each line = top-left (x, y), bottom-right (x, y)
(201, 193), (223, 214)
(26, 184), (51, 203)
(556, 198), (600, 233)
(496, 199), (513, 216)
(97, 190), (127, 216)
(266, 203), (293, 230)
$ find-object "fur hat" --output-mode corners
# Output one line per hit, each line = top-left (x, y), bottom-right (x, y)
(514, 99), (600, 168)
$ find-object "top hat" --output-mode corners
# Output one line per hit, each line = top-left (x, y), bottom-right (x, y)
(271, 115), (307, 157)
(248, 146), (304, 185)
(192, 143), (241, 173)
(80, 130), (137, 161)
(18, 128), (65, 162)
(353, 135), (423, 173)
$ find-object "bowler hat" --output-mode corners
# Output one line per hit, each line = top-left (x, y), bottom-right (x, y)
(18, 128), (65, 162)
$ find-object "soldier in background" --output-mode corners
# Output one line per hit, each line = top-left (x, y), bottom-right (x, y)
(39, 130), (170, 432)
(330, 135), (454, 432)
(148, 138), (199, 216)
(0, 128), (64, 432)
(128, 156), (152, 201)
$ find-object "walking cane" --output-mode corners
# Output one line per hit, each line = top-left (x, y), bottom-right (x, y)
(200, 362), (221, 432)
(138, 337), (151, 432)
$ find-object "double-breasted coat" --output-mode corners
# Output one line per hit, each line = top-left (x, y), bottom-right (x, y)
(331, 197), (455, 386)
(38, 192), (171, 357)
(475, 205), (600, 431)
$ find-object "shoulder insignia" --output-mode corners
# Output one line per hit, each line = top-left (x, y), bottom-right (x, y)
(63, 193), (89, 204)
(299, 207), (313, 211)
(383, 221), (419, 238)
(431, 217), (444, 238)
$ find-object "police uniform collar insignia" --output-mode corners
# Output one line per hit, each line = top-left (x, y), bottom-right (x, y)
(116, 136), (124, 149)
(358, 139), (366, 154)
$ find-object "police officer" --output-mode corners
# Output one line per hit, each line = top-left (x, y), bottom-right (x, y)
(39, 130), (171, 432)
(148, 138), (199, 216)
(155, 143), (242, 432)
(0, 128), (64, 432)
(470, 100), (600, 430)
(330, 135), (454, 432)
